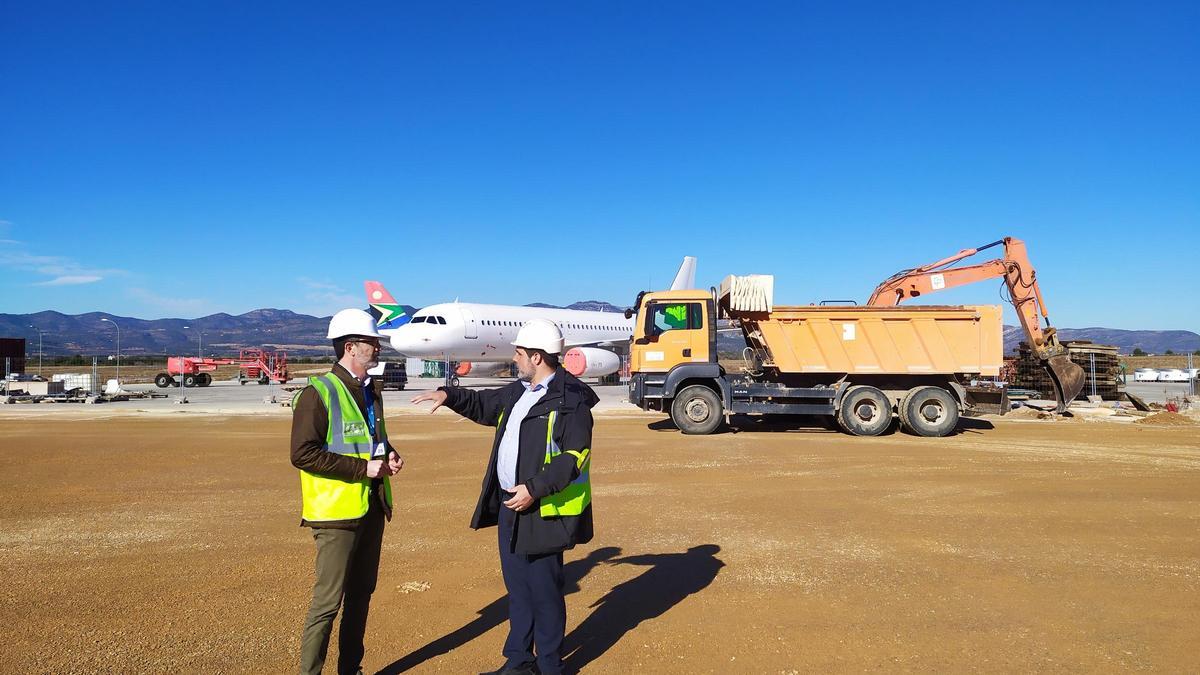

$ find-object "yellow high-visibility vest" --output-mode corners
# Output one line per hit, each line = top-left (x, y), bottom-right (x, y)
(294, 373), (392, 522)
(493, 408), (592, 518)
(539, 409), (591, 517)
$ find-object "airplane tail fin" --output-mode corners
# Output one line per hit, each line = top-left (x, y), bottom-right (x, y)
(669, 256), (697, 290)
(364, 280), (412, 331)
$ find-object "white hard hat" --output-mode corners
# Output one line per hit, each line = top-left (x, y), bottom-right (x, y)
(511, 318), (564, 355)
(327, 308), (384, 340)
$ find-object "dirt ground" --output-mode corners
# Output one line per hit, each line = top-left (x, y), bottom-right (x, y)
(2, 412), (1198, 674)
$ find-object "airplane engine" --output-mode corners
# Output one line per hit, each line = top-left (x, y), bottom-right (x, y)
(455, 361), (472, 376)
(564, 347), (620, 377)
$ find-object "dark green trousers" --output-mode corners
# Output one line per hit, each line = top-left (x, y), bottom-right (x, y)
(299, 501), (385, 675)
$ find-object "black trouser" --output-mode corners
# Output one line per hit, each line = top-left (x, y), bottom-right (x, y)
(498, 492), (565, 675)
(300, 498), (385, 675)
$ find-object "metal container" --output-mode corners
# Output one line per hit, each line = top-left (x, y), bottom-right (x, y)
(53, 373), (96, 391)
(23, 381), (65, 396)
(739, 304), (1004, 377)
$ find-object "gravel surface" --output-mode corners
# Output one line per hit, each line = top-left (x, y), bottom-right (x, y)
(2, 413), (1198, 673)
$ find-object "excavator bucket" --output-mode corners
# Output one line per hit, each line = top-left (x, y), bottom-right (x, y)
(1043, 355), (1086, 413)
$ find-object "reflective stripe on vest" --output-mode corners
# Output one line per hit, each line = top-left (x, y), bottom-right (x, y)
(295, 373), (392, 522)
(539, 409), (591, 518)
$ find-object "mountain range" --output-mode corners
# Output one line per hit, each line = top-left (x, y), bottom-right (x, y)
(0, 302), (622, 357)
(2, 307), (1196, 358)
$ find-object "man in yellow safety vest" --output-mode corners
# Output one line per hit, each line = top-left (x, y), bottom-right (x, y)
(291, 308), (404, 675)
(412, 318), (595, 675)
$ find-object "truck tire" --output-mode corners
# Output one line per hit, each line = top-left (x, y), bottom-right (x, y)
(900, 386), (959, 437)
(671, 385), (723, 435)
(183, 374), (197, 388)
(838, 385), (893, 436)
(154, 373), (172, 388)
(259, 374), (270, 385)
(198, 373), (212, 387)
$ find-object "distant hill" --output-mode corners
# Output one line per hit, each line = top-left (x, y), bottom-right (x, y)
(1001, 326), (1200, 355)
(5, 308), (1194, 358)
(1, 301), (597, 357)
(1, 309), (336, 357)
(526, 300), (629, 313)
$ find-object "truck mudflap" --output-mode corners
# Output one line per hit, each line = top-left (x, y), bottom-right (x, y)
(962, 383), (1010, 416)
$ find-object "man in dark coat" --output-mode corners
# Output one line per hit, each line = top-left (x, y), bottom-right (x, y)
(413, 318), (596, 675)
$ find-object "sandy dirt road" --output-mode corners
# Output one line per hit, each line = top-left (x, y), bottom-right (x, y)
(1, 413), (1198, 673)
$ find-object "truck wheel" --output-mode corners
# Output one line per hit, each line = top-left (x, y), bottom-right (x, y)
(838, 386), (893, 436)
(900, 386), (959, 437)
(450, 376), (461, 388)
(259, 374), (269, 385)
(198, 373), (212, 387)
(183, 374), (197, 388)
(671, 385), (723, 435)
(154, 373), (172, 388)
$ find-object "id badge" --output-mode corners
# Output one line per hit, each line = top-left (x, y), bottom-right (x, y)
(373, 442), (387, 458)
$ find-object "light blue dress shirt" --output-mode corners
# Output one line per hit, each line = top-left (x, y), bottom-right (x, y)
(497, 373), (555, 491)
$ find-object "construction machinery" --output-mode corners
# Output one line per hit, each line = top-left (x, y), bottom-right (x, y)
(627, 237), (1084, 436)
(866, 237), (1085, 412)
(628, 278), (1010, 436)
(153, 349), (289, 388)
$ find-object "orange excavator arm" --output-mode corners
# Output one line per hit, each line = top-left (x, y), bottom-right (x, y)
(867, 237), (1085, 412)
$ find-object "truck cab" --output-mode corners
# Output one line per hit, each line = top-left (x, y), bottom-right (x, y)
(628, 290), (731, 434)
(629, 290), (716, 374)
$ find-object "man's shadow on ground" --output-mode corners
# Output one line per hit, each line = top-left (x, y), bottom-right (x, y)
(561, 544), (724, 673)
(377, 544), (724, 674)
(377, 546), (621, 674)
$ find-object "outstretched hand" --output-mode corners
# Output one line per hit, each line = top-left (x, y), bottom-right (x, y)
(410, 389), (448, 414)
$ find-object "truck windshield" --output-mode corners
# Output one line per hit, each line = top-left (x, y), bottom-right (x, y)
(647, 302), (702, 335)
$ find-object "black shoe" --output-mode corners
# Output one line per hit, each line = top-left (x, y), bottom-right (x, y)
(479, 663), (538, 675)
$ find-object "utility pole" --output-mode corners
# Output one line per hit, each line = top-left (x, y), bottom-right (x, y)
(100, 318), (121, 384)
(28, 325), (45, 376)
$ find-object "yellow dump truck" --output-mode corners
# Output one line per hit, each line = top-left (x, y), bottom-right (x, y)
(626, 276), (1009, 436)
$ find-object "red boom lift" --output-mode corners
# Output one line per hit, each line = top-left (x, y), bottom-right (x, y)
(154, 349), (289, 388)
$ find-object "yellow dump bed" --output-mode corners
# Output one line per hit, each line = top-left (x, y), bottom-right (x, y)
(738, 305), (1003, 377)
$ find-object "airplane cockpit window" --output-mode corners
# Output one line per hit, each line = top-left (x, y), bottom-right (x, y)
(412, 316), (426, 323)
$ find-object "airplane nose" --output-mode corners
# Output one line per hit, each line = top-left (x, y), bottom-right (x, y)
(390, 332), (430, 356)
(389, 335), (413, 355)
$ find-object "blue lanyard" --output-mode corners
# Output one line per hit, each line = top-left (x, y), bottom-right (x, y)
(362, 383), (377, 440)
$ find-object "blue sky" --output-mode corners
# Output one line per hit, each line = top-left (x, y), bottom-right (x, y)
(1, 1), (1196, 330)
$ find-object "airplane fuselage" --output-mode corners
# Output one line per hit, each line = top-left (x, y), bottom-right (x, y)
(385, 302), (633, 361)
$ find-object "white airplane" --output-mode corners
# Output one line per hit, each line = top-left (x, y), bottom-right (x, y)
(365, 257), (697, 378)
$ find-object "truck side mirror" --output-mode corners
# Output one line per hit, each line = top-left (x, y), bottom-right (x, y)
(624, 308), (633, 320)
